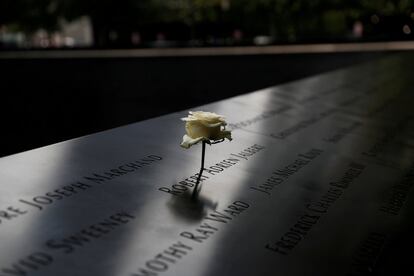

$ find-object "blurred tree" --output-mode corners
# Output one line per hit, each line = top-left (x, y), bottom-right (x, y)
(229, 0), (413, 42)
(0, 0), (59, 31)
(229, 0), (323, 41)
(1, 0), (413, 47)
(153, 0), (224, 39)
(157, 0), (223, 22)
(56, 0), (163, 47)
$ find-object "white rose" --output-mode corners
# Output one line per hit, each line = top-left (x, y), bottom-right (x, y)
(180, 111), (232, 148)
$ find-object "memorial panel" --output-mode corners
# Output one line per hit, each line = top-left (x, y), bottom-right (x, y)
(1, 53), (414, 275)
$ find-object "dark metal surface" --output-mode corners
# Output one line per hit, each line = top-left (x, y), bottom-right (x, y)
(1, 53), (414, 276)
(0, 52), (383, 157)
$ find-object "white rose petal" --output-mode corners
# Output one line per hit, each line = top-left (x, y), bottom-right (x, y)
(180, 135), (205, 149)
(180, 111), (232, 148)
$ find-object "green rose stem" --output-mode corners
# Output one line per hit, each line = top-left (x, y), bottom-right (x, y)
(192, 140), (206, 199)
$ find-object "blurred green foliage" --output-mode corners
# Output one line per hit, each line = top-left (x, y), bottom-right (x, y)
(1, 0), (413, 45)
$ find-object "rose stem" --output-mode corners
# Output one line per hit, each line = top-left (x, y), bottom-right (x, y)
(193, 140), (206, 199)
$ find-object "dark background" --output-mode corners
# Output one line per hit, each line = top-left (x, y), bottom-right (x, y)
(0, 51), (384, 157)
(1, 0), (414, 49)
(1, 0), (412, 156)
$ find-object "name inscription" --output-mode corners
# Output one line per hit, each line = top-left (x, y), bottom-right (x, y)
(271, 109), (336, 139)
(0, 155), (162, 227)
(159, 144), (265, 196)
(0, 211), (135, 276)
(265, 162), (366, 255)
(380, 165), (414, 215)
(250, 148), (323, 195)
(131, 200), (250, 276)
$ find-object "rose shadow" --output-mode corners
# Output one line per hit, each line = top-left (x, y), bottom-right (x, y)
(167, 185), (217, 223)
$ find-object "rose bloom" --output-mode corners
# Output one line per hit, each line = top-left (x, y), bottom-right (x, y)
(180, 111), (232, 148)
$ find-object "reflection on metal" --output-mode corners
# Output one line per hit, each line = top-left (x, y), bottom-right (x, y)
(2, 41), (414, 59)
(1, 54), (414, 275)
